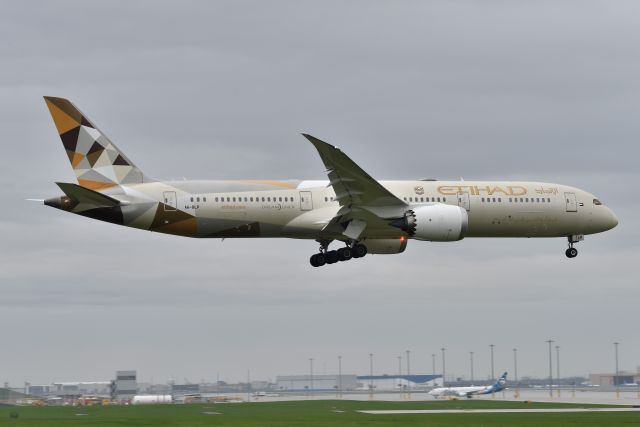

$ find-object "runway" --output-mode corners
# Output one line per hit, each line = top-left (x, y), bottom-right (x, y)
(359, 408), (640, 414)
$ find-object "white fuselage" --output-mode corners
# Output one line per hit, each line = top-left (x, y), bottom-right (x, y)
(112, 179), (618, 240)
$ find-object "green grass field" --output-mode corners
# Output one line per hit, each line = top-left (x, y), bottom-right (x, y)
(1, 399), (638, 426)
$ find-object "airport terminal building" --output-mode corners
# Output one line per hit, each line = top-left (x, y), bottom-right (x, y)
(590, 371), (640, 386)
(275, 374), (441, 391)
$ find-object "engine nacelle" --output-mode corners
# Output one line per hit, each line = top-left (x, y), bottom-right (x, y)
(362, 238), (408, 254)
(391, 204), (468, 241)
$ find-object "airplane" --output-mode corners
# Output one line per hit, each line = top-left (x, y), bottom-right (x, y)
(39, 97), (618, 267)
(428, 372), (507, 399)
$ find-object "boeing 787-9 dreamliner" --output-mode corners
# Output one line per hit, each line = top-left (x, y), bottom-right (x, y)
(39, 97), (618, 267)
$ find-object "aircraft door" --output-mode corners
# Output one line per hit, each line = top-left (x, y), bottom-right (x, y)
(457, 192), (470, 211)
(163, 191), (177, 211)
(299, 191), (313, 211)
(565, 192), (577, 212)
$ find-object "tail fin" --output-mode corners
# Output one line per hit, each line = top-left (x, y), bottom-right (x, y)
(498, 372), (507, 384)
(44, 96), (151, 190)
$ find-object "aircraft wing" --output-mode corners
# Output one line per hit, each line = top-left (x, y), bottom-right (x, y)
(303, 134), (407, 239)
(303, 134), (406, 208)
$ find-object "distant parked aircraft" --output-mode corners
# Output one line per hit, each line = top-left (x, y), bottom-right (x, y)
(429, 372), (508, 399)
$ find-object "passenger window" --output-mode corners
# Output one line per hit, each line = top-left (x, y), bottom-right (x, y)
(190, 197), (194, 202)
(437, 197), (441, 202)
(267, 197), (271, 202)
(481, 197), (485, 202)
(547, 198), (551, 202)
(492, 198), (496, 202)
(215, 197), (218, 202)
(498, 198), (501, 202)
(520, 198), (523, 202)
(509, 198), (512, 202)
(443, 197), (446, 202)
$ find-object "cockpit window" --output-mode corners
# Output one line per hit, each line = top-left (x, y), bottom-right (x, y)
(593, 199), (602, 205)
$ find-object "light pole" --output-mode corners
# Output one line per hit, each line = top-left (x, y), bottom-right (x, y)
(338, 355), (342, 399)
(406, 350), (411, 397)
(513, 348), (519, 399)
(309, 358), (314, 398)
(556, 345), (561, 397)
(489, 344), (495, 380)
(369, 353), (374, 399)
(469, 352), (474, 385)
(398, 356), (402, 376)
(441, 347), (446, 387)
(432, 354), (436, 376)
(489, 344), (495, 399)
(614, 342), (620, 399)
(546, 340), (554, 398)
(247, 369), (251, 403)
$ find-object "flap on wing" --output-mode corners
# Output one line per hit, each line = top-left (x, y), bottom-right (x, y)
(56, 182), (121, 207)
(303, 134), (406, 208)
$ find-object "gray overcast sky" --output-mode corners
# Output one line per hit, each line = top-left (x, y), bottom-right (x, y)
(1, 1), (638, 385)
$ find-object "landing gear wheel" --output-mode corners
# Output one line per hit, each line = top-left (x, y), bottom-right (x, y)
(352, 244), (368, 258)
(565, 247), (578, 258)
(326, 250), (339, 264)
(310, 253), (327, 267)
(310, 254), (319, 267)
(337, 247), (352, 261)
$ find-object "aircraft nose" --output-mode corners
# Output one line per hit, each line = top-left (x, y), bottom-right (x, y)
(608, 209), (619, 229)
(602, 207), (618, 231)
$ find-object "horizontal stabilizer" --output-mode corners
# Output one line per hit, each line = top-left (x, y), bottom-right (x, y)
(56, 182), (121, 207)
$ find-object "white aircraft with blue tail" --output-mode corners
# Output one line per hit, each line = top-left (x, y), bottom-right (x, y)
(429, 372), (508, 399)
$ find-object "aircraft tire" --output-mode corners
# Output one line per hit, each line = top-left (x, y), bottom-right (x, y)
(352, 244), (367, 258)
(310, 254), (319, 267)
(565, 248), (578, 258)
(315, 253), (326, 266)
(326, 250), (339, 264)
(337, 247), (352, 261)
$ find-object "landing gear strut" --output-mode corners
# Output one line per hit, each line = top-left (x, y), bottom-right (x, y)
(309, 240), (368, 267)
(565, 235), (583, 259)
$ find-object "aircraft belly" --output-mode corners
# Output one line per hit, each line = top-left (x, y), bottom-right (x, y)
(466, 208), (566, 237)
(194, 206), (304, 238)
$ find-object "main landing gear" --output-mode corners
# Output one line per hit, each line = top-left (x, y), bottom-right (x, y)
(310, 240), (368, 267)
(565, 235), (583, 259)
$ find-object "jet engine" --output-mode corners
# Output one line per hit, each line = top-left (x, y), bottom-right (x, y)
(362, 238), (408, 254)
(390, 204), (468, 241)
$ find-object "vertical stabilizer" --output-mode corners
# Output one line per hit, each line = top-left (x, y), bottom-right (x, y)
(43, 96), (151, 190)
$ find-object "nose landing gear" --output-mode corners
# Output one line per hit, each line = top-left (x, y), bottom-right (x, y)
(309, 240), (368, 267)
(565, 235), (583, 258)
